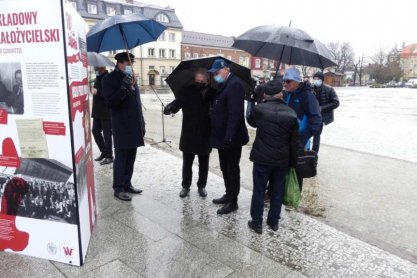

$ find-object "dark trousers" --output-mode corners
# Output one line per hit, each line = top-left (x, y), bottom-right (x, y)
(182, 153), (209, 189)
(312, 122), (324, 153)
(92, 118), (113, 158)
(251, 163), (287, 226)
(218, 146), (242, 203)
(113, 148), (137, 192)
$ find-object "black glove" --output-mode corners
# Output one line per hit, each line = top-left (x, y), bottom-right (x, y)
(163, 103), (173, 115)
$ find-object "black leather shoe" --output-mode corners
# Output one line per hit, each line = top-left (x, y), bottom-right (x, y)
(114, 191), (131, 201)
(198, 188), (207, 197)
(100, 157), (114, 165)
(248, 220), (262, 234)
(212, 194), (228, 204)
(217, 202), (238, 215)
(267, 220), (279, 231)
(179, 188), (190, 198)
(94, 153), (106, 161)
(126, 186), (143, 194)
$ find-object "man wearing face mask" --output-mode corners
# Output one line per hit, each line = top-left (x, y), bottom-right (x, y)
(283, 67), (321, 194)
(163, 69), (215, 198)
(91, 67), (113, 165)
(102, 52), (146, 201)
(208, 59), (249, 215)
(311, 72), (339, 153)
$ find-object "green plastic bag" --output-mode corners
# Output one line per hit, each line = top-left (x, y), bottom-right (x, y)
(283, 168), (301, 208)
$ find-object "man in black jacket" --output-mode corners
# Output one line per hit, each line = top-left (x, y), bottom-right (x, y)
(92, 67), (113, 165)
(208, 59), (249, 215)
(9, 70), (24, 114)
(312, 72), (339, 153)
(102, 52), (145, 201)
(247, 80), (299, 234)
(163, 69), (214, 198)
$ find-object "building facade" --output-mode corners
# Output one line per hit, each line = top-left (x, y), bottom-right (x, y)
(400, 44), (417, 80)
(251, 57), (277, 78)
(69, 0), (183, 87)
(181, 31), (251, 68)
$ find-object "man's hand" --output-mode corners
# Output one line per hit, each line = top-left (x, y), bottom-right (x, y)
(163, 103), (173, 115)
(92, 88), (98, 95)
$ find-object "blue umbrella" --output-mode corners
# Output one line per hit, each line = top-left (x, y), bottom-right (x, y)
(86, 13), (166, 53)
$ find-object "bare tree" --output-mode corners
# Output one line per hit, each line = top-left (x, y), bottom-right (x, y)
(328, 42), (355, 74)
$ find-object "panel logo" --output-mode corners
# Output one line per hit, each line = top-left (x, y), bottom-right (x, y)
(63, 246), (74, 257)
(47, 243), (57, 255)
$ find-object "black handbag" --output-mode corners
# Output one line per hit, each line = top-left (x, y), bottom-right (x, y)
(296, 150), (318, 178)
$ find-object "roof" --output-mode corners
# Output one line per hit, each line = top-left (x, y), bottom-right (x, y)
(182, 31), (235, 49)
(72, 0), (183, 29)
(400, 44), (417, 58)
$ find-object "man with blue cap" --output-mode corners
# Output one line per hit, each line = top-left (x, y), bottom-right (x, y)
(208, 58), (249, 215)
(282, 67), (322, 193)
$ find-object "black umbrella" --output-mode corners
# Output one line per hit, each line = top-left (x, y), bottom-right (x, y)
(232, 25), (337, 70)
(165, 56), (253, 98)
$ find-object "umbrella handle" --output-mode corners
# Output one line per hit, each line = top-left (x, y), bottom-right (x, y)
(118, 25), (137, 85)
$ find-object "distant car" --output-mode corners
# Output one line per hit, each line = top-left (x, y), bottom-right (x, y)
(394, 82), (404, 88)
(405, 78), (417, 88)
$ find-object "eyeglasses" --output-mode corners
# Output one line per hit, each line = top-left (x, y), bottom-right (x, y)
(283, 80), (292, 84)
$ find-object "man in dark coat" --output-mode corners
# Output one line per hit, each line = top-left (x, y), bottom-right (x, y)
(247, 80), (299, 234)
(283, 67), (322, 195)
(312, 72), (340, 153)
(208, 59), (249, 215)
(9, 70), (24, 114)
(0, 73), (11, 107)
(91, 67), (113, 165)
(163, 69), (214, 198)
(102, 52), (145, 201)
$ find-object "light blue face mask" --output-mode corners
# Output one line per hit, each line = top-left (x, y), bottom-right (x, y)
(124, 65), (133, 76)
(214, 74), (225, 83)
(313, 79), (322, 87)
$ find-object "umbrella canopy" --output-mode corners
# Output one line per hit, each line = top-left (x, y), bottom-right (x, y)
(86, 13), (166, 53)
(87, 52), (115, 67)
(232, 25), (337, 69)
(165, 56), (253, 98)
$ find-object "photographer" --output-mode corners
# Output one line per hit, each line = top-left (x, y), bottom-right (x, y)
(102, 52), (146, 202)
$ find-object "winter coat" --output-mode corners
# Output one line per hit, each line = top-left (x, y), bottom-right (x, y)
(210, 73), (249, 149)
(92, 71), (111, 120)
(165, 84), (214, 154)
(247, 98), (299, 167)
(283, 83), (322, 149)
(102, 68), (145, 149)
(313, 84), (339, 125)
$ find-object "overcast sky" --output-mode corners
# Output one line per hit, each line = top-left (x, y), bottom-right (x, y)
(147, 0), (417, 62)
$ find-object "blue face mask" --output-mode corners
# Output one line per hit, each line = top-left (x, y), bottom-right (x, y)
(313, 79), (322, 87)
(214, 74), (225, 83)
(123, 65), (133, 76)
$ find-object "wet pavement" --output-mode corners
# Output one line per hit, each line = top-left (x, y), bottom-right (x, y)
(141, 87), (417, 266)
(1, 145), (416, 277)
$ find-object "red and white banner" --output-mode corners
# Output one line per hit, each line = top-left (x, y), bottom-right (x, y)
(0, 0), (96, 266)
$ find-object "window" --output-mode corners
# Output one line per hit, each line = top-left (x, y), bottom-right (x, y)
(124, 8), (133, 14)
(156, 13), (169, 23)
(184, 52), (191, 59)
(149, 65), (155, 70)
(192, 53), (199, 58)
(148, 48), (155, 57)
(70, 1), (77, 10)
(160, 66), (166, 74)
(159, 49), (166, 58)
(169, 49), (176, 58)
(106, 6), (116, 16)
(158, 32), (165, 41)
(87, 3), (97, 14)
(200, 54), (206, 58)
(170, 66), (175, 73)
(169, 33), (176, 42)
(255, 59), (261, 68)
(239, 56), (249, 67)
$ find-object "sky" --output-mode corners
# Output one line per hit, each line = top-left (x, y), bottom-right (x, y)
(145, 0), (417, 62)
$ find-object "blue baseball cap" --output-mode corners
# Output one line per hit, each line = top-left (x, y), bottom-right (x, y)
(283, 67), (302, 83)
(207, 58), (228, 73)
